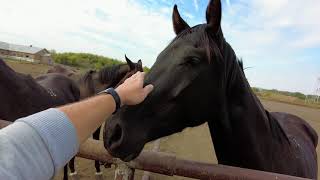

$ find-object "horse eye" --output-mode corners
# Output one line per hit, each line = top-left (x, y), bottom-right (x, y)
(185, 57), (201, 66)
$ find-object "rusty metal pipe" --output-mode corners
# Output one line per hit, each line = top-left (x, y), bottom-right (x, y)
(78, 139), (310, 180)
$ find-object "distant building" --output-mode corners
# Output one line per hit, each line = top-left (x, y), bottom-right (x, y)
(0, 41), (53, 64)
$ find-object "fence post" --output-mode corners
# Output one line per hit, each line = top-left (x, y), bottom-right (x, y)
(114, 163), (135, 180)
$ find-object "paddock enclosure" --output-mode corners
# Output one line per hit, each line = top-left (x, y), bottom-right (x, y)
(3, 61), (318, 180)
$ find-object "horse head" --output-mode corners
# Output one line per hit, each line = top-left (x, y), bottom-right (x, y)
(103, 0), (235, 161)
(78, 56), (143, 99)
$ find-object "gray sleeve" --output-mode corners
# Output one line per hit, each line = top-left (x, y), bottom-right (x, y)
(0, 108), (79, 180)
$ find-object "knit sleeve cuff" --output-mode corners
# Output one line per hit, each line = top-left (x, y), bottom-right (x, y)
(17, 108), (79, 173)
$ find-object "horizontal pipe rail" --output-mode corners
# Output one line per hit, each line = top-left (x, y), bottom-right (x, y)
(78, 139), (311, 180)
(0, 120), (312, 180)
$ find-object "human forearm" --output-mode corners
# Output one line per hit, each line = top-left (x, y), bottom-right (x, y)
(59, 94), (116, 143)
(0, 72), (153, 180)
(59, 72), (153, 144)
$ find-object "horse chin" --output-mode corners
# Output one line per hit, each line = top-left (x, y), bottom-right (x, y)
(107, 146), (142, 162)
(121, 152), (140, 162)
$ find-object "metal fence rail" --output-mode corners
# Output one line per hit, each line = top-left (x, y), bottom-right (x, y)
(78, 139), (310, 180)
(0, 120), (312, 180)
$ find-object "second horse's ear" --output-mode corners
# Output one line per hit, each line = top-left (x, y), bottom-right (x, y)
(137, 60), (143, 72)
(137, 60), (142, 67)
(172, 4), (190, 35)
(125, 55), (135, 70)
(206, 0), (222, 35)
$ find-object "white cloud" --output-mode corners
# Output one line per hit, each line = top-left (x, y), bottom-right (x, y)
(225, 0), (231, 6)
(0, 0), (175, 67)
(221, 0), (320, 93)
(159, 7), (171, 15)
(193, 0), (199, 11)
(223, 0), (320, 58)
(178, 0), (185, 5)
(183, 12), (195, 20)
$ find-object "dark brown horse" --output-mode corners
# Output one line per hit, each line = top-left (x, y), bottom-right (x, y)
(0, 59), (80, 180)
(0, 58), (80, 122)
(47, 64), (76, 77)
(61, 56), (143, 179)
(0, 56), (143, 179)
(104, 0), (318, 179)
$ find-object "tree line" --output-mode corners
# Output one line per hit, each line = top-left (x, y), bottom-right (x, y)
(252, 87), (318, 101)
(51, 51), (149, 71)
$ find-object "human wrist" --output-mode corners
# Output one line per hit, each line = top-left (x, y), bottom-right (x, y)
(115, 87), (126, 107)
(98, 88), (122, 113)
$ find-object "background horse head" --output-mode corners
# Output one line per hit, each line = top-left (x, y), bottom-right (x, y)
(64, 55), (143, 179)
(77, 55), (142, 99)
(103, 0), (317, 178)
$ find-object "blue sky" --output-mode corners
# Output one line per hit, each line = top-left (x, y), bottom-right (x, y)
(0, 0), (319, 94)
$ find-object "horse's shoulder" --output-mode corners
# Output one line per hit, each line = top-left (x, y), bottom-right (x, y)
(270, 112), (318, 148)
(66, 76), (80, 101)
(0, 59), (41, 93)
(38, 73), (80, 102)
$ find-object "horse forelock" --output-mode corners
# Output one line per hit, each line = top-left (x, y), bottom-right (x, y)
(98, 64), (130, 87)
(172, 24), (243, 92)
(170, 24), (224, 64)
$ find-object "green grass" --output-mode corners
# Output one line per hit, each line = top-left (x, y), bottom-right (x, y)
(252, 87), (320, 109)
(51, 51), (150, 71)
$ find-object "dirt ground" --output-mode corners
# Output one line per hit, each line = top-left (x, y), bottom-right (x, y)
(4, 60), (319, 180)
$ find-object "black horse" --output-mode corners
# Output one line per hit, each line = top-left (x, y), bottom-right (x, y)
(104, 0), (318, 179)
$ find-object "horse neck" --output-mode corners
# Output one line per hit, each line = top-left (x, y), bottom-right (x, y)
(208, 40), (274, 168)
(77, 73), (96, 99)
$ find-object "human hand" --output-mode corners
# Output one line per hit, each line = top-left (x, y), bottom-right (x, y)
(115, 72), (153, 106)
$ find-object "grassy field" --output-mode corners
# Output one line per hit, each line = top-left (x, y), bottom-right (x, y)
(255, 90), (320, 109)
(4, 59), (84, 77)
(4, 60), (320, 180)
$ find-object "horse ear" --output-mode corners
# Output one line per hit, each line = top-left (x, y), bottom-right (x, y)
(125, 55), (135, 70)
(172, 4), (190, 35)
(206, 0), (222, 34)
(137, 60), (142, 66)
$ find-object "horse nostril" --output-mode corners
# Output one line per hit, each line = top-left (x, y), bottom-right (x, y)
(108, 124), (123, 149)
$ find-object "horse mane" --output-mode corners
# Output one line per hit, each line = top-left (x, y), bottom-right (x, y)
(237, 58), (244, 73)
(174, 24), (250, 93)
(99, 64), (125, 86)
(175, 25), (247, 78)
(79, 70), (95, 94)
